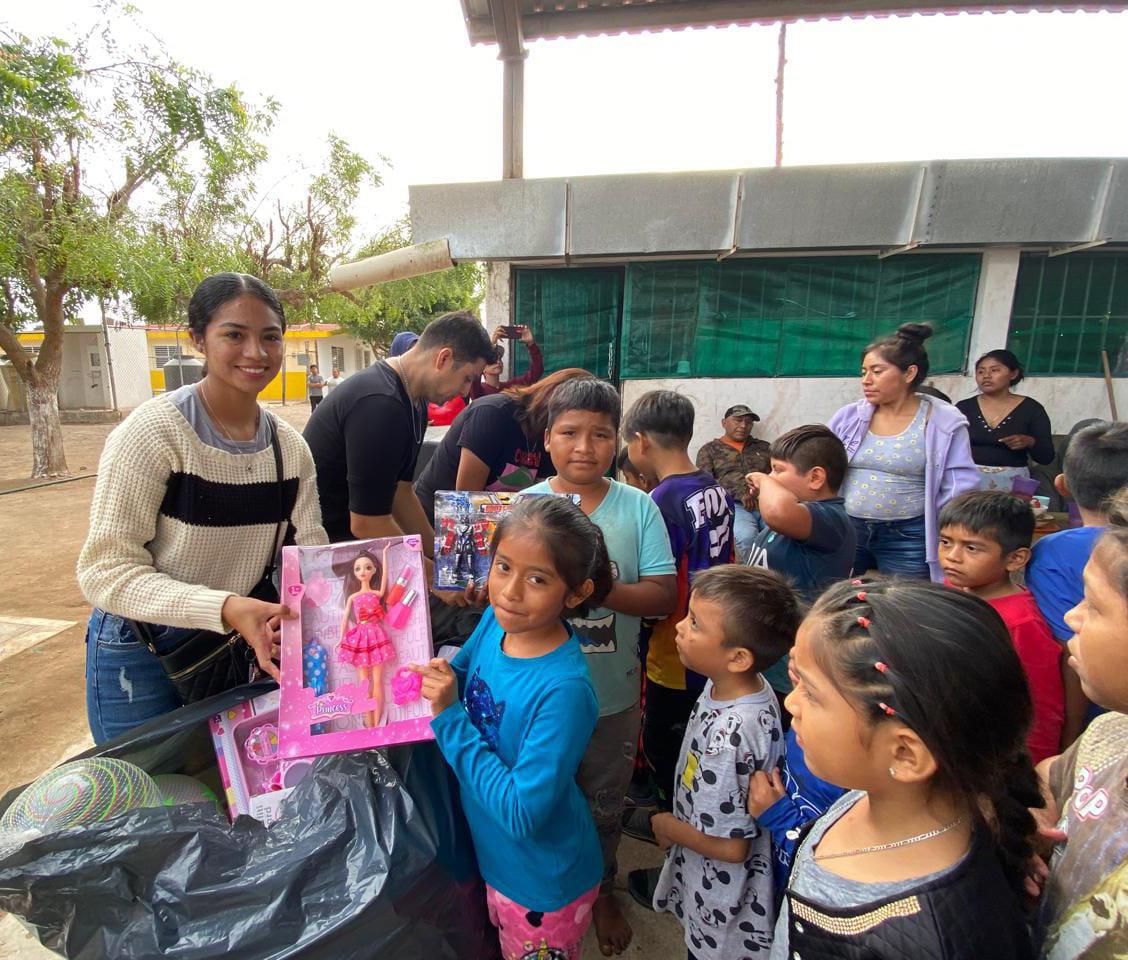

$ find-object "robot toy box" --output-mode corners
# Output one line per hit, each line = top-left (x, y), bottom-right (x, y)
(433, 490), (578, 591)
(278, 536), (435, 759)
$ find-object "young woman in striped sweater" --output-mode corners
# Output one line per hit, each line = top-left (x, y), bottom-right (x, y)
(78, 274), (327, 743)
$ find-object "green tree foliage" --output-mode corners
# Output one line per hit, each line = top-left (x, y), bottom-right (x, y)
(0, 10), (273, 475)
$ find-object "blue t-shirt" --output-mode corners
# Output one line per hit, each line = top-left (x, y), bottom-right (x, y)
(526, 478), (677, 716)
(746, 497), (855, 602)
(1027, 526), (1104, 641)
(430, 606), (601, 912)
(747, 497), (855, 692)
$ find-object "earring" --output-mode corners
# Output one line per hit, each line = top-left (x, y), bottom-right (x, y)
(888, 767), (897, 779)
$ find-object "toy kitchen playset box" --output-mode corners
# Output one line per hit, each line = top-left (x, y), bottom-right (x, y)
(210, 535), (435, 824)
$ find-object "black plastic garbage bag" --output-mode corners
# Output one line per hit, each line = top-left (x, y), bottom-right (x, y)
(0, 682), (499, 960)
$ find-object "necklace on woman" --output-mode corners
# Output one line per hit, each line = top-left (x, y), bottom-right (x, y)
(199, 382), (258, 443)
(812, 815), (966, 861)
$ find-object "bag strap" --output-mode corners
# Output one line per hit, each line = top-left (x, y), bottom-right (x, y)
(262, 413), (286, 580)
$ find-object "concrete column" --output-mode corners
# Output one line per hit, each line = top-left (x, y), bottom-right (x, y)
(483, 261), (513, 376)
(967, 247), (1021, 371)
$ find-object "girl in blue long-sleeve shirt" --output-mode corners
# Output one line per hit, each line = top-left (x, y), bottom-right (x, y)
(414, 496), (614, 960)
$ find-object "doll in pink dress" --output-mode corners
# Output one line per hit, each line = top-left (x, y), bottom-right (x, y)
(338, 548), (395, 727)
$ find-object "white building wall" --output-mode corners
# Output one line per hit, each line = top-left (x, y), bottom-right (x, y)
(105, 326), (153, 410)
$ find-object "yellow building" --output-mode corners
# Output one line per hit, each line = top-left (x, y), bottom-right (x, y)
(145, 324), (374, 401)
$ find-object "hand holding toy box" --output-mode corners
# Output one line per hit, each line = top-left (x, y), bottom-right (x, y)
(278, 536), (435, 759)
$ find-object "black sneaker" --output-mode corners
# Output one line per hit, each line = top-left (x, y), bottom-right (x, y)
(621, 806), (657, 845)
(624, 779), (658, 809)
(627, 867), (661, 912)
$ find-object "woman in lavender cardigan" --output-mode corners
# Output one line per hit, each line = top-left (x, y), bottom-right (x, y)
(828, 324), (979, 582)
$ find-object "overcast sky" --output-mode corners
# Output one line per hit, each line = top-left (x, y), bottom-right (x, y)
(9, 1), (1128, 235)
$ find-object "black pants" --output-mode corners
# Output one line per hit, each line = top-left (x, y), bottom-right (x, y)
(309, 395), (322, 412)
(642, 682), (700, 811)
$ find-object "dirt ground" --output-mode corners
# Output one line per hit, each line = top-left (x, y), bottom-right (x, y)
(0, 403), (682, 959)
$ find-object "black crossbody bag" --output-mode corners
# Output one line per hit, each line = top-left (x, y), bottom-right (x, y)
(129, 416), (286, 704)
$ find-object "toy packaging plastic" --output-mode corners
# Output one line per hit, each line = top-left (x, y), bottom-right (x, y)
(433, 490), (578, 591)
(209, 689), (313, 824)
(278, 536), (435, 759)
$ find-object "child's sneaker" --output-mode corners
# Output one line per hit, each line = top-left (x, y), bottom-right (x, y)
(620, 806), (657, 844)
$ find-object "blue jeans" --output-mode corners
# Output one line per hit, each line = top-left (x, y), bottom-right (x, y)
(850, 515), (930, 579)
(733, 503), (763, 564)
(85, 609), (197, 745)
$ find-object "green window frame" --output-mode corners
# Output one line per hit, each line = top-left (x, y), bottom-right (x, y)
(1007, 253), (1128, 376)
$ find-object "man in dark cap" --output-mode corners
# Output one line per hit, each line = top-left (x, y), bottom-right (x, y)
(695, 404), (770, 562)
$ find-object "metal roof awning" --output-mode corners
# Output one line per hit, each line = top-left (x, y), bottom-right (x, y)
(409, 157), (1128, 261)
(460, 0), (1128, 44)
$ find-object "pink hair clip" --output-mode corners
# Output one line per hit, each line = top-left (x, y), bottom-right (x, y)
(857, 616), (872, 629)
(874, 660), (889, 673)
(851, 579), (864, 586)
(856, 591), (867, 602)
(391, 667), (422, 706)
(878, 702), (897, 717)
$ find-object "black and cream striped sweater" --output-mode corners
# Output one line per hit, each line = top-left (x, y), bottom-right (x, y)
(77, 395), (328, 633)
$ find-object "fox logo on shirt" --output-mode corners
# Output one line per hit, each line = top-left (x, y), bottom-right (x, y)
(683, 485), (733, 560)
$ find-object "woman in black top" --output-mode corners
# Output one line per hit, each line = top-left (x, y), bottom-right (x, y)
(413, 367), (589, 525)
(956, 349), (1054, 491)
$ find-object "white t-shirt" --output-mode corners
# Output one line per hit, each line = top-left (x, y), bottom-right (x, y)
(325, 375), (344, 393)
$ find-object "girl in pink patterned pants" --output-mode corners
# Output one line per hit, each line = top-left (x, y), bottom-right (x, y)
(486, 884), (599, 960)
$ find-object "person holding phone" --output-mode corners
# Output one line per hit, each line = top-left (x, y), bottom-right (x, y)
(469, 324), (544, 400)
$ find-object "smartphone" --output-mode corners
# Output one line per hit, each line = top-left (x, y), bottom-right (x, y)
(501, 325), (525, 339)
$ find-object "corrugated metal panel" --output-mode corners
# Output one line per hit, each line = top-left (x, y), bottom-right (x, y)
(738, 163), (924, 249)
(920, 158), (1124, 245)
(460, 0), (1128, 44)
(409, 179), (567, 260)
(569, 172), (739, 255)
(1101, 162), (1128, 240)
(407, 159), (1128, 260)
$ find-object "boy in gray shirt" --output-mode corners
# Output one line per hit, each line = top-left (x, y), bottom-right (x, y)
(650, 566), (799, 960)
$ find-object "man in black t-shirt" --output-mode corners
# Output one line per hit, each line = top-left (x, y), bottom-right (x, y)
(303, 311), (494, 548)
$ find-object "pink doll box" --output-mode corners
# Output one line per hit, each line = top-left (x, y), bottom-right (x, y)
(209, 691), (313, 824)
(278, 535), (435, 759)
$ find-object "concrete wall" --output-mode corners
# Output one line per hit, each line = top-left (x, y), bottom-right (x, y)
(105, 326), (153, 410)
(58, 331), (109, 410)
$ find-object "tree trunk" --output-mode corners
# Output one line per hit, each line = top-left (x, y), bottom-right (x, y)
(27, 376), (68, 479)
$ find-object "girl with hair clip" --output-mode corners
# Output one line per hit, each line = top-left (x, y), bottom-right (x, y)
(337, 547), (393, 727)
(412, 496), (614, 960)
(769, 578), (1041, 960)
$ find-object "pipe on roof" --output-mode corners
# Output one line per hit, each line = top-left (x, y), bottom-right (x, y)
(328, 239), (455, 292)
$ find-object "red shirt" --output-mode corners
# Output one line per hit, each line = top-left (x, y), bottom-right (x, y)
(468, 342), (544, 400)
(988, 589), (1065, 764)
